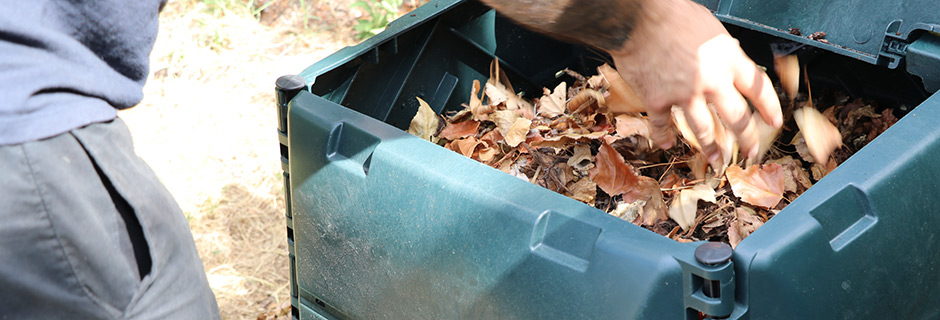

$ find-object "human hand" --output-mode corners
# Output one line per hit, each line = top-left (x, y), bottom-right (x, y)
(607, 0), (783, 167)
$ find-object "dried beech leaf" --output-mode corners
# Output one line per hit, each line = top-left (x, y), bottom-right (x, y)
(587, 75), (606, 89)
(597, 63), (645, 113)
(539, 82), (567, 118)
(728, 207), (764, 249)
(532, 130), (606, 148)
(749, 113), (781, 165)
(439, 120), (480, 141)
(773, 54), (799, 103)
(794, 107), (842, 165)
(690, 152), (708, 181)
(767, 156), (812, 193)
(408, 97), (439, 142)
(668, 184), (717, 231)
(477, 147), (498, 162)
(492, 110), (519, 136)
(636, 177), (667, 226)
(589, 140), (639, 196)
(567, 144), (594, 170)
(791, 134), (815, 163)
(611, 200), (643, 223)
(614, 115), (650, 139)
(449, 137), (480, 157)
(726, 163), (785, 208)
(505, 118), (532, 147)
(468, 80), (492, 121)
(567, 88), (605, 113)
(567, 178), (597, 204)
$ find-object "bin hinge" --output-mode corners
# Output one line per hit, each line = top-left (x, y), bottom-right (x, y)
(275, 74), (308, 173)
(906, 32), (940, 93)
(678, 242), (736, 319)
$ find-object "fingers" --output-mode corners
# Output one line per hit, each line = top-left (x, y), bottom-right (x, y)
(734, 57), (783, 128)
(708, 87), (759, 160)
(681, 97), (719, 164)
(646, 104), (676, 150)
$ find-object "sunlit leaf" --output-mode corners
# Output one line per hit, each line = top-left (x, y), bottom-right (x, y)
(726, 163), (785, 208)
(614, 115), (650, 139)
(589, 140), (639, 196)
(408, 97), (439, 142)
(539, 82), (567, 118)
(668, 183), (717, 231)
(567, 177), (597, 204)
(439, 120), (480, 141)
(794, 106), (842, 165)
(773, 54), (799, 104)
(728, 207), (764, 249)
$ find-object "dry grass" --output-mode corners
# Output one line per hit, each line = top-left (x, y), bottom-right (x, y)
(119, 0), (360, 318)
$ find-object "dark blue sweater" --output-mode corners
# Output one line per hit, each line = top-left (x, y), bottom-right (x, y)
(0, 0), (166, 145)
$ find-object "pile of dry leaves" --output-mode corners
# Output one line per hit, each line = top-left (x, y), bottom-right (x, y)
(408, 58), (899, 247)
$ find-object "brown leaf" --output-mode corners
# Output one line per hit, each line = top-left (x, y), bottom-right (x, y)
(668, 183), (717, 231)
(449, 137), (480, 157)
(636, 177), (667, 225)
(505, 118), (532, 147)
(672, 105), (735, 173)
(791, 133), (815, 163)
(531, 130), (606, 148)
(728, 207), (764, 249)
(439, 120), (480, 141)
(766, 156), (812, 193)
(468, 79), (492, 121)
(597, 63), (645, 113)
(476, 147), (498, 162)
(773, 54), (799, 104)
(614, 115), (651, 140)
(566, 144), (594, 170)
(567, 177), (597, 204)
(486, 59), (535, 119)
(407, 97), (439, 142)
(726, 163), (785, 208)
(589, 140), (640, 197)
(567, 88), (605, 114)
(749, 113), (781, 165)
(794, 106), (842, 165)
(538, 82), (567, 118)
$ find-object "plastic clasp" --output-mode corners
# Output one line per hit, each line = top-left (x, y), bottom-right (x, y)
(678, 242), (736, 319)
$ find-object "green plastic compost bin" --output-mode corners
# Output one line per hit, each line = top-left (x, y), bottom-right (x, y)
(275, 0), (940, 318)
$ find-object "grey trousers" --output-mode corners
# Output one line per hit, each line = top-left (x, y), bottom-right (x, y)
(0, 119), (220, 319)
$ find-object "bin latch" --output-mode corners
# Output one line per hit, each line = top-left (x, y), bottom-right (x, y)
(678, 242), (736, 319)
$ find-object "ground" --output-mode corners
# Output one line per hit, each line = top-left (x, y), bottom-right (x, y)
(118, 0), (376, 318)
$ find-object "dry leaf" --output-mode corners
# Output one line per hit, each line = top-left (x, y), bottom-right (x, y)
(668, 183), (717, 231)
(611, 200), (643, 223)
(468, 79), (492, 121)
(767, 156), (812, 193)
(597, 63), (645, 113)
(477, 147), (498, 162)
(635, 177), (667, 225)
(567, 177), (597, 203)
(728, 207), (764, 249)
(614, 115), (651, 139)
(749, 113), (781, 165)
(791, 134), (815, 163)
(532, 130), (606, 148)
(690, 152), (708, 181)
(408, 97), (439, 142)
(567, 144), (594, 170)
(773, 54), (799, 103)
(567, 88), (605, 113)
(589, 140), (639, 196)
(439, 120), (480, 141)
(726, 163), (785, 208)
(449, 137), (481, 157)
(539, 82), (567, 118)
(505, 118), (532, 147)
(487, 60), (535, 119)
(794, 107), (842, 165)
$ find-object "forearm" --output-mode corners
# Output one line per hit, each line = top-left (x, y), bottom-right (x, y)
(479, 0), (644, 51)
